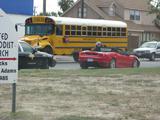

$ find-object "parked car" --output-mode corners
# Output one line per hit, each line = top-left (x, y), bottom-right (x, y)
(18, 41), (56, 69)
(133, 41), (160, 61)
(79, 47), (140, 69)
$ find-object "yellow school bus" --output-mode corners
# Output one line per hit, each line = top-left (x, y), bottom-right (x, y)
(22, 16), (128, 60)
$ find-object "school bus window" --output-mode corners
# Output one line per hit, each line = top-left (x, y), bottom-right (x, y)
(76, 26), (81, 36)
(107, 32), (111, 36)
(65, 25), (70, 35)
(107, 27), (111, 31)
(117, 32), (120, 36)
(98, 27), (102, 31)
(71, 25), (76, 36)
(82, 26), (86, 36)
(93, 31), (96, 36)
(103, 27), (107, 31)
(121, 28), (126, 32)
(98, 32), (101, 36)
(56, 25), (63, 35)
(71, 25), (76, 30)
(117, 28), (120, 32)
(93, 26), (97, 31)
(87, 26), (92, 36)
(77, 31), (81, 36)
(112, 32), (116, 36)
(87, 26), (92, 31)
(121, 28), (126, 36)
(82, 27), (86, 30)
(77, 26), (81, 30)
(65, 25), (70, 30)
(112, 27), (116, 31)
(71, 31), (76, 36)
(103, 32), (106, 36)
(65, 31), (70, 35)
(87, 31), (92, 36)
(121, 33), (126, 36)
(82, 31), (86, 35)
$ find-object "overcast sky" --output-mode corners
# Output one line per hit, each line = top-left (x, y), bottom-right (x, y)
(34, 0), (77, 14)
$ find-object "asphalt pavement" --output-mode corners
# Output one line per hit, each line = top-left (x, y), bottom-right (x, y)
(54, 55), (160, 69)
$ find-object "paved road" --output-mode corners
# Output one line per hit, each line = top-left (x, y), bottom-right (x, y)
(54, 58), (160, 69)
(140, 59), (160, 68)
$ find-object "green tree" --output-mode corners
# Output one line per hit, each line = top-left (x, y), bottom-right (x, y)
(58, 0), (74, 13)
(149, 0), (160, 19)
(38, 12), (57, 16)
(149, 0), (160, 28)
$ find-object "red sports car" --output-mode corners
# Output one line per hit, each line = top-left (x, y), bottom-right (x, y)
(79, 48), (140, 69)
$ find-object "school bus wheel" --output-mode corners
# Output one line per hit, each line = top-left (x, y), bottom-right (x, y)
(43, 46), (53, 54)
(72, 51), (80, 62)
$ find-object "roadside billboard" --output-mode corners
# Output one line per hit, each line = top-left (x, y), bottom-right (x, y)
(0, 9), (18, 84)
(0, 0), (33, 15)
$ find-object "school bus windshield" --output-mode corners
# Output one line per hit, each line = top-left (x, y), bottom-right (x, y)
(25, 24), (55, 36)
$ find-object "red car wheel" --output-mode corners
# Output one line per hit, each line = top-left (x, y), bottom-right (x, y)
(80, 62), (88, 69)
(132, 59), (139, 68)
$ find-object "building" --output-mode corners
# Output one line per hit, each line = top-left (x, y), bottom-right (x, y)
(0, 0), (33, 37)
(0, 0), (33, 15)
(62, 0), (160, 49)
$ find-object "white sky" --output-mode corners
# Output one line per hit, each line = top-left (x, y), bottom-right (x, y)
(34, 0), (77, 14)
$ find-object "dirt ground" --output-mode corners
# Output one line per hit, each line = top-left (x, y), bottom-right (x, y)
(0, 69), (160, 120)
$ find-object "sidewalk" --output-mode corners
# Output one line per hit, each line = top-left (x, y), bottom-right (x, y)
(54, 55), (75, 63)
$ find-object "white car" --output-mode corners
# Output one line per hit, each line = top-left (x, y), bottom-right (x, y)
(133, 41), (160, 61)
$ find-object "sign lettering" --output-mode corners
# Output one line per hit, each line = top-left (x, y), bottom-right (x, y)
(0, 9), (18, 84)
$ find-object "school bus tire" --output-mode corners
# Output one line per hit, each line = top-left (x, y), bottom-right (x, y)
(72, 51), (79, 62)
(43, 46), (53, 54)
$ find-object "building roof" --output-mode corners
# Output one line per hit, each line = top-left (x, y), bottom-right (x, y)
(86, 0), (150, 11)
(117, 0), (150, 11)
(62, 0), (160, 33)
(126, 21), (160, 33)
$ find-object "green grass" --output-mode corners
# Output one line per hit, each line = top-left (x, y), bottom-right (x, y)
(57, 116), (106, 120)
(19, 67), (160, 77)
(0, 111), (42, 120)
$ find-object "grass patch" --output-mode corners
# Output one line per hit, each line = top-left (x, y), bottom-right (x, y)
(19, 67), (160, 77)
(57, 116), (106, 120)
(0, 111), (42, 120)
(1, 67), (160, 120)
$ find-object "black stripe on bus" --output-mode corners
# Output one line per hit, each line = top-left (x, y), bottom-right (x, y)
(55, 46), (128, 49)
(68, 41), (128, 44)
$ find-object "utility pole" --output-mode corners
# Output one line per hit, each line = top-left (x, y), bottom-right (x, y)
(43, 0), (46, 16)
(81, 0), (84, 18)
(33, 6), (37, 16)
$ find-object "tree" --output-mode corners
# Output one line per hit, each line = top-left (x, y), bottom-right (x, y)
(149, 0), (160, 28)
(149, 0), (160, 18)
(39, 12), (57, 16)
(58, 0), (74, 13)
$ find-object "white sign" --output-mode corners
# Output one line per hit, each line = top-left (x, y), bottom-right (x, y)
(0, 9), (18, 84)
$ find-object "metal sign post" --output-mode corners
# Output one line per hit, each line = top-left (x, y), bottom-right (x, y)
(12, 83), (16, 113)
(0, 9), (18, 113)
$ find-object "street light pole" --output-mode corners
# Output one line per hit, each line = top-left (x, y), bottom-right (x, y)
(43, 0), (46, 16)
(81, 0), (84, 18)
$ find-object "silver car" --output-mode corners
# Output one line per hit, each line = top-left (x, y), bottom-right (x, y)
(133, 41), (160, 61)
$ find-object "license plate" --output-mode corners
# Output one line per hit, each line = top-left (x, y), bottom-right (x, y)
(87, 58), (93, 62)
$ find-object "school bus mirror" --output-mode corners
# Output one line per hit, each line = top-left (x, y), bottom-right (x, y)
(15, 24), (18, 32)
